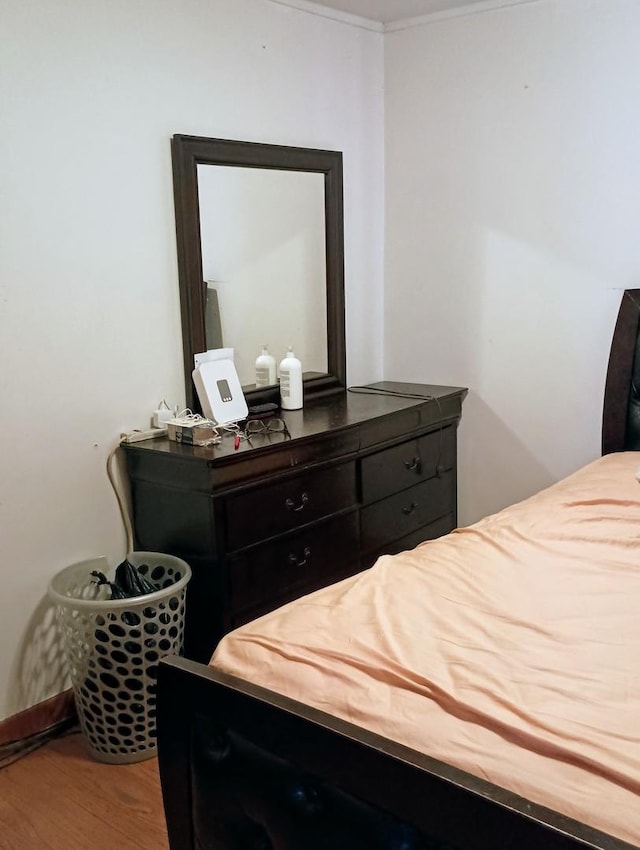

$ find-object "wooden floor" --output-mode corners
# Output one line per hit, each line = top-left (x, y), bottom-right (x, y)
(0, 732), (168, 850)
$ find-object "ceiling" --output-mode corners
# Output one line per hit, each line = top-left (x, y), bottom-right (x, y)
(299, 0), (532, 25)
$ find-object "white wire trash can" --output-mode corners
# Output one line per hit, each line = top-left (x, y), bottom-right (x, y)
(48, 551), (191, 764)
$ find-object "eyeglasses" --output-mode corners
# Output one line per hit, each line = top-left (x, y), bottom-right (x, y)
(245, 418), (289, 437)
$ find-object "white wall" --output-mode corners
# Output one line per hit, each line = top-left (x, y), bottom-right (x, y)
(384, 0), (640, 525)
(8, 0), (637, 721)
(0, 0), (384, 719)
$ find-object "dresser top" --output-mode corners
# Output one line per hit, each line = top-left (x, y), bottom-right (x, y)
(125, 381), (467, 466)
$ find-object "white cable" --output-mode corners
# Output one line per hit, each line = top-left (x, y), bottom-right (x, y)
(106, 444), (134, 552)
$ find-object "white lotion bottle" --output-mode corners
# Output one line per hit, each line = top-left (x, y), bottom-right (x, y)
(279, 347), (303, 410)
(255, 345), (276, 387)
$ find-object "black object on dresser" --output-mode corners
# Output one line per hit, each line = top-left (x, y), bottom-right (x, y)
(124, 382), (466, 662)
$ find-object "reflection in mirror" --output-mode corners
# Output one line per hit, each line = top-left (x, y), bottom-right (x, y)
(171, 135), (346, 411)
(198, 165), (327, 386)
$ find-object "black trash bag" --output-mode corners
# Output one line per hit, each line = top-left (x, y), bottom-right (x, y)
(90, 570), (130, 599)
(90, 561), (160, 627)
(90, 560), (160, 604)
(114, 558), (159, 597)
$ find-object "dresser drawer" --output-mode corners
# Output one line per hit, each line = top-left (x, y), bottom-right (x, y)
(361, 471), (454, 554)
(361, 512), (455, 568)
(360, 425), (456, 504)
(225, 461), (357, 551)
(228, 511), (360, 616)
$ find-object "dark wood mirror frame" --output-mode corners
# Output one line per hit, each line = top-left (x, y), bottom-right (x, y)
(171, 134), (347, 411)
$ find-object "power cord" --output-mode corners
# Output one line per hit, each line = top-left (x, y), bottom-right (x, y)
(0, 718), (80, 771)
(107, 443), (134, 552)
(348, 383), (441, 406)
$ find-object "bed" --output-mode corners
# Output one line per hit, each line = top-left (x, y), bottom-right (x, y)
(157, 289), (640, 850)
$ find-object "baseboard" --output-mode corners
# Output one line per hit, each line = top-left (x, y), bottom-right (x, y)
(0, 690), (77, 746)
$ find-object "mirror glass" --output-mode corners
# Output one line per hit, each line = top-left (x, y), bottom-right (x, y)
(171, 135), (346, 412)
(198, 165), (327, 386)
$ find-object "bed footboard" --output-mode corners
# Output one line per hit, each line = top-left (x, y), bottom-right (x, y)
(157, 656), (634, 850)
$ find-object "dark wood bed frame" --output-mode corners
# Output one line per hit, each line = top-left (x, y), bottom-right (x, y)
(157, 289), (640, 850)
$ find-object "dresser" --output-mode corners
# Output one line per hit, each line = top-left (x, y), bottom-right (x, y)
(123, 382), (466, 661)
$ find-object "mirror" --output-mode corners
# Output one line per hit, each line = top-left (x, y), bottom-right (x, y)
(197, 165), (327, 385)
(171, 134), (346, 411)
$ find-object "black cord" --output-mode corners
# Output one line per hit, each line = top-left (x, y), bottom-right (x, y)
(0, 717), (79, 771)
(348, 385), (439, 401)
(347, 385), (447, 475)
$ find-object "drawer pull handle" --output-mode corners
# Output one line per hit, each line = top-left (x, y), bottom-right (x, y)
(288, 546), (311, 568)
(404, 456), (422, 473)
(401, 502), (418, 515)
(285, 492), (309, 512)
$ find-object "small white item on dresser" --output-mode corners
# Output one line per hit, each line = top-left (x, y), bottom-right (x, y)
(255, 345), (276, 387)
(192, 350), (248, 424)
(153, 399), (173, 428)
(279, 347), (303, 410)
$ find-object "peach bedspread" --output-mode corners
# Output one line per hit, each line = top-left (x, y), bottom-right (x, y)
(211, 452), (640, 846)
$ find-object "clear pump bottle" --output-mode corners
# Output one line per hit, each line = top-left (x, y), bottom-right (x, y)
(279, 347), (303, 410)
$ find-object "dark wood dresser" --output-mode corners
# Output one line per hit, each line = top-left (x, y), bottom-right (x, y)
(124, 382), (466, 661)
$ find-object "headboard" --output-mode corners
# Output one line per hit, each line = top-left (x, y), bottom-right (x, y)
(602, 288), (640, 454)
